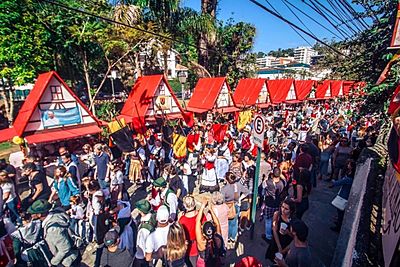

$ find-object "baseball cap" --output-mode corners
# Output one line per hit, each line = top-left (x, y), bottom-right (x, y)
(156, 205), (169, 223)
(104, 229), (119, 247)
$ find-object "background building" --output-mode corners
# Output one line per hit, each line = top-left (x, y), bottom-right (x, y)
(294, 46), (318, 65)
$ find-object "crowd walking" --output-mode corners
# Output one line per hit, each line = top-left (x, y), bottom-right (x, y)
(0, 98), (381, 267)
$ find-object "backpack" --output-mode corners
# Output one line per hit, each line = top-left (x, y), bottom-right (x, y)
(17, 227), (53, 267)
(204, 234), (226, 265)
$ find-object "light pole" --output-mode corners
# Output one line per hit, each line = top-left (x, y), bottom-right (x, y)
(108, 70), (118, 99)
(177, 71), (187, 100)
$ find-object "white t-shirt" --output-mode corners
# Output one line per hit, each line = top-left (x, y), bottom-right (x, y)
(1, 182), (16, 203)
(135, 213), (152, 259)
(145, 224), (170, 255)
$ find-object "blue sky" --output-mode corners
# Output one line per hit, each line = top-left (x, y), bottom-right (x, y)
(182, 0), (367, 52)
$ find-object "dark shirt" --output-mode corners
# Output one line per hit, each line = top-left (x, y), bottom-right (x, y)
(100, 247), (133, 267)
(285, 242), (312, 267)
(29, 171), (51, 200)
(169, 175), (186, 199)
(293, 153), (312, 180)
(94, 152), (110, 180)
(333, 176), (353, 199)
(1, 164), (16, 175)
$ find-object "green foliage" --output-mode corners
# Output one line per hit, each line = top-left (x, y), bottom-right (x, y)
(313, 0), (398, 115)
(267, 48), (294, 57)
(0, 0), (52, 84)
(96, 101), (117, 121)
(168, 78), (182, 94)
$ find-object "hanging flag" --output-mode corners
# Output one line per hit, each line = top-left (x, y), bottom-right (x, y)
(237, 110), (253, 131)
(108, 118), (126, 134)
(212, 124), (228, 143)
(390, 1), (400, 49)
(172, 133), (187, 158)
(376, 50), (400, 85)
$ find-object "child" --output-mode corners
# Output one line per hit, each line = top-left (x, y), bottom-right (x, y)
(68, 195), (86, 243)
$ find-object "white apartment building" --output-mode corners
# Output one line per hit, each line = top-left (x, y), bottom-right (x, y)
(256, 56), (295, 68)
(256, 56), (275, 68)
(294, 46), (318, 65)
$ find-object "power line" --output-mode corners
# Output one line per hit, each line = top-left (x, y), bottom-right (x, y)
(283, 0), (344, 41)
(264, 0), (314, 47)
(299, 0), (351, 39)
(36, 0), (232, 62)
(327, 0), (360, 32)
(311, 0), (361, 35)
(336, 0), (370, 30)
(248, 0), (344, 55)
(331, 0), (366, 31)
(279, 0), (318, 40)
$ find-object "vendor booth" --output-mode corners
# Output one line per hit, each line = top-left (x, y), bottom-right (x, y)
(186, 77), (238, 115)
(266, 79), (299, 104)
(295, 80), (316, 101)
(233, 78), (271, 109)
(0, 71), (102, 145)
(315, 80), (333, 100)
(119, 75), (186, 132)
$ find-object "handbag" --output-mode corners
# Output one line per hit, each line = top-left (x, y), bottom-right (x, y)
(331, 195), (348, 211)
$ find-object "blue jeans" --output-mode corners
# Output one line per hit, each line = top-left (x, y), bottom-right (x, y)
(228, 204), (239, 240)
(6, 198), (21, 224)
(98, 178), (108, 190)
(264, 215), (273, 240)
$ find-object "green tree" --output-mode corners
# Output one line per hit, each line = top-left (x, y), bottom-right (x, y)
(0, 0), (53, 122)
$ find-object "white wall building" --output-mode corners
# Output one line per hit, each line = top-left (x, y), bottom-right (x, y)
(294, 46), (318, 65)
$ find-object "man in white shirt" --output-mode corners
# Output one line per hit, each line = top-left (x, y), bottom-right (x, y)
(145, 205), (171, 264)
(134, 199), (154, 267)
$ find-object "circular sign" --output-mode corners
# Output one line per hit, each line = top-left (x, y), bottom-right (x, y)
(254, 115), (265, 135)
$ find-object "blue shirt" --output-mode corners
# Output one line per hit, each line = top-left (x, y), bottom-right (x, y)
(94, 152), (109, 180)
(333, 176), (353, 199)
(53, 177), (79, 206)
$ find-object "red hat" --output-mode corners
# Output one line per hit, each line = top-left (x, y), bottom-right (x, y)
(234, 256), (263, 267)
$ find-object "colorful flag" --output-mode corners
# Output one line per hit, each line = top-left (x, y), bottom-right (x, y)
(237, 110), (253, 131)
(108, 118), (126, 134)
(212, 124), (228, 143)
(172, 134), (187, 158)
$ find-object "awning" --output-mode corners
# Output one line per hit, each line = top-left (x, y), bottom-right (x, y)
(186, 107), (209, 114)
(24, 124), (101, 144)
(0, 128), (17, 143)
(215, 106), (239, 113)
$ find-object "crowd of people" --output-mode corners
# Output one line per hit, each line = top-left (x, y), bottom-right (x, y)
(0, 98), (381, 267)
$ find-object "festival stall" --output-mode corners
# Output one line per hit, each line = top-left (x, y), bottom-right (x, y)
(315, 80), (333, 100)
(266, 79), (299, 104)
(186, 77), (238, 115)
(119, 75), (186, 132)
(342, 81), (355, 96)
(330, 80), (345, 98)
(233, 78), (271, 109)
(0, 71), (102, 145)
(295, 80), (316, 101)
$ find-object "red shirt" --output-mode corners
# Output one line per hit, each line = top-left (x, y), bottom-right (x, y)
(179, 214), (206, 256)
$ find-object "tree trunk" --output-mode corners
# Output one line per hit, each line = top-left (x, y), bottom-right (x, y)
(82, 50), (94, 115)
(0, 90), (11, 123)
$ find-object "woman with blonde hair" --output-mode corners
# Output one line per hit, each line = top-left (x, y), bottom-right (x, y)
(178, 195), (205, 267)
(0, 170), (21, 224)
(165, 222), (188, 267)
(211, 192), (229, 246)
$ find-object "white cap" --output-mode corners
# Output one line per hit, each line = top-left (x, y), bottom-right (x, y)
(156, 205), (169, 223)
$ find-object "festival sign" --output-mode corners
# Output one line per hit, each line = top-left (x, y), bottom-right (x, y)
(41, 107), (81, 129)
(382, 163), (400, 267)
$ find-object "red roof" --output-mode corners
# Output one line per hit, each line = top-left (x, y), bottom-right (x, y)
(295, 80), (315, 101)
(12, 71), (100, 137)
(187, 77), (235, 113)
(330, 80), (344, 97)
(388, 84), (400, 115)
(315, 80), (332, 99)
(0, 71), (102, 143)
(120, 75), (184, 129)
(267, 79), (295, 104)
(233, 78), (268, 108)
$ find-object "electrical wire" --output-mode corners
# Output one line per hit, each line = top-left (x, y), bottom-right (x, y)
(279, 0), (318, 40)
(264, 0), (314, 47)
(248, 0), (344, 55)
(331, 0), (366, 31)
(283, 0), (343, 40)
(311, 0), (360, 35)
(336, 0), (370, 29)
(300, 0), (351, 39)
